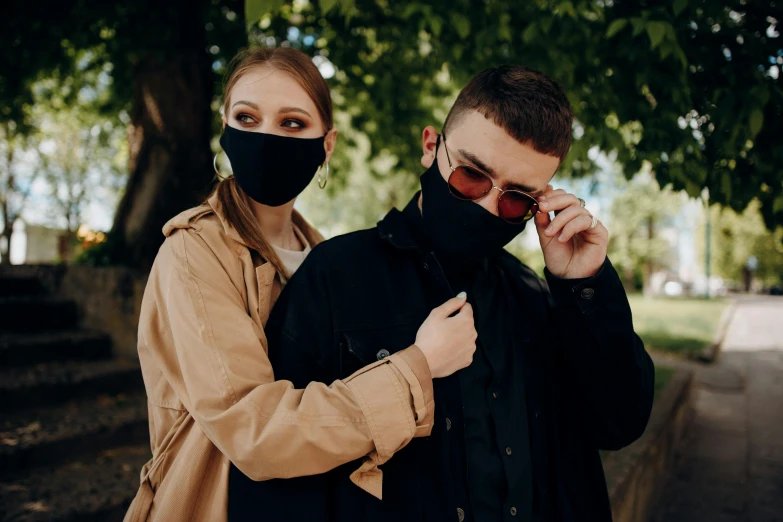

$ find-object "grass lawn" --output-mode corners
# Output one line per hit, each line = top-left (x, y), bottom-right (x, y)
(653, 365), (677, 399)
(628, 296), (730, 358)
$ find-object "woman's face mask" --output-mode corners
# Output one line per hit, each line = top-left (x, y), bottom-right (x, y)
(219, 125), (326, 207)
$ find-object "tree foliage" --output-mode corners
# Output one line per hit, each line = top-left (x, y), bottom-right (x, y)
(248, 0), (783, 230)
(706, 200), (783, 286)
(607, 169), (684, 290)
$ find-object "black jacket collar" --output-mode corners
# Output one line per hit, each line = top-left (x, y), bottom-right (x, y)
(377, 193), (426, 252)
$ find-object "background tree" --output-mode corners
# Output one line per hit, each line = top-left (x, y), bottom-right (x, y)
(0, 123), (40, 265)
(30, 56), (128, 242)
(608, 168), (684, 294)
(704, 200), (783, 287)
(248, 0), (783, 229)
(3, 0), (781, 270)
(2, 0), (247, 269)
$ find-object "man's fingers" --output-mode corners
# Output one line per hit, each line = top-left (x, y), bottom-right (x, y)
(558, 213), (594, 242)
(433, 293), (468, 318)
(538, 193), (580, 214)
(542, 206), (585, 237)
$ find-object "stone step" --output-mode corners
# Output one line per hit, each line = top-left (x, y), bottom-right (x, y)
(0, 297), (79, 332)
(0, 392), (149, 473)
(0, 359), (144, 413)
(0, 444), (150, 522)
(0, 276), (46, 298)
(0, 330), (113, 366)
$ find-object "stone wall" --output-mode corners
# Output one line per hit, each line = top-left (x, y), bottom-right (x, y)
(0, 264), (147, 359)
(603, 368), (695, 522)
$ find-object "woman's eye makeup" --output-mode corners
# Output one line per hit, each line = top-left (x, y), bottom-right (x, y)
(235, 112), (256, 124)
(232, 111), (310, 130)
(281, 118), (306, 129)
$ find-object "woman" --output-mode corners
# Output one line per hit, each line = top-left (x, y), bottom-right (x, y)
(124, 47), (476, 522)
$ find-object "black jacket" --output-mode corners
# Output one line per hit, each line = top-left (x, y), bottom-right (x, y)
(228, 196), (655, 522)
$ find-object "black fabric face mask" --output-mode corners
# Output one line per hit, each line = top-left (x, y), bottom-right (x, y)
(219, 125), (326, 207)
(420, 157), (527, 266)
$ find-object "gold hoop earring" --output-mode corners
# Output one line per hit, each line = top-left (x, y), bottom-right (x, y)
(213, 152), (231, 179)
(317, 162), (330, 189)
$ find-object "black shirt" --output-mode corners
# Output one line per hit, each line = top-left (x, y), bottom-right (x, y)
(421, 208), (535, 522)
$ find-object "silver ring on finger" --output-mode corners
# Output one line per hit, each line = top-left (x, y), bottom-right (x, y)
(578, 198), (586, 208)
(588, 214), (599, 230)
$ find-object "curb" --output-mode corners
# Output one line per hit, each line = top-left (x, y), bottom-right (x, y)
(603, 367), (695, 522)
(697, 300), (737, 363)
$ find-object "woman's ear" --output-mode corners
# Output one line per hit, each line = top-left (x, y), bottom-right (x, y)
(323, 127), (339, 164)
(421, 125), (439, 168)
(221, 116), (227, 129)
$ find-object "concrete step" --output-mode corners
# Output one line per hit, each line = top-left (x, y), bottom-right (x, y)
(0, 276), (46, 298)
(0, 359), (144, 413)
(0, 392), (149, 473)
(0, 444), (150, 522)
(0, 297), (79, 332)
(0, 330), (113, 366)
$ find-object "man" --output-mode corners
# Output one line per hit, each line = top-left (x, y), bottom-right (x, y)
(229, 65), (654, 522)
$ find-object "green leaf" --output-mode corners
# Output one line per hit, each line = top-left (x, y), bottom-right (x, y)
(245, 0), (285, 29)
(401, 4), (420, 19)
(773, 194), (783, 214)
(646, 21), (667, 49)
(338, 0), (355, 13)
(721, 171), (732, 201)
(498, 13), (512, 42)
(451, 13), (471, 39)
(749, 109), (764, 137)
(320, 0), (339, 14)
(430, 16), (443, 37)
(673, 0), (688, 16)
(606, 19), (628, 38)
(631, 18), (647, 37)
(522, 24), (538, 44)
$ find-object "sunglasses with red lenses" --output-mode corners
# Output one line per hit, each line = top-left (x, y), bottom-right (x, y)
(441, 133), (539, 224)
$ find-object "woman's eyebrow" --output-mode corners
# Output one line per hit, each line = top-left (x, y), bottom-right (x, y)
(278, 107), (313, 118)
(231, 100), (260, 110)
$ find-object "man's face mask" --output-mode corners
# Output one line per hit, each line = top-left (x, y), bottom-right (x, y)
(419, 136), (530, 265)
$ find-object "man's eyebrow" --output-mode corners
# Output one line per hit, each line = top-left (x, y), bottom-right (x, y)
(458, 148), (541, 195)
(231, 100), (260, 110)
(279, 106), (313, 118)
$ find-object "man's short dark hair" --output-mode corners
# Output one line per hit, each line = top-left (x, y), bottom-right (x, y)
(443, 65), (574, 161)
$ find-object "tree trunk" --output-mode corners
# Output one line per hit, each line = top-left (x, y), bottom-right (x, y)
(0, 216), (11, 266)
(643, 216), (655, 297)
(110, 1), (214, 271)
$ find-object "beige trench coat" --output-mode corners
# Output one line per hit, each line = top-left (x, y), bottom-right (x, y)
(124, 194), (434, 522)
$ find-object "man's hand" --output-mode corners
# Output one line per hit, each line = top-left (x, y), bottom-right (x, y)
(534, 185), (608, 279)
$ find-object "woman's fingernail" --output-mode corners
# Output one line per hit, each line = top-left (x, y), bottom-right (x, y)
(545, 226), (553, 234)
(540, 202), (549, 209)
(538, 196), (547, 201)
(558, 234), (565, 242)
(457, 291), (467, 299)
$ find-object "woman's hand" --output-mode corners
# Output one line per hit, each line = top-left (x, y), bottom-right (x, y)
(415, 293), (477, 378)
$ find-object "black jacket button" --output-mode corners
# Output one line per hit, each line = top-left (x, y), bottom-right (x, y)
(376, 349), (390, 360)
(580, 287), (595, 300)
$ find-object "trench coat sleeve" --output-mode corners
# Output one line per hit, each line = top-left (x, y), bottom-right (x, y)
(147, 228), (432, 489)
(544, 258), (655, 451)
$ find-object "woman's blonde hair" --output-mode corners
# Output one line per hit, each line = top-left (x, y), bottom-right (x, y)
(210, 47), (332, 278)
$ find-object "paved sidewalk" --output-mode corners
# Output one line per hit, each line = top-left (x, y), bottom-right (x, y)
(651, 295), (783, 522)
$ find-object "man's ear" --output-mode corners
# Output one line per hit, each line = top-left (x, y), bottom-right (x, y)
(421, 125), (439, 169)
